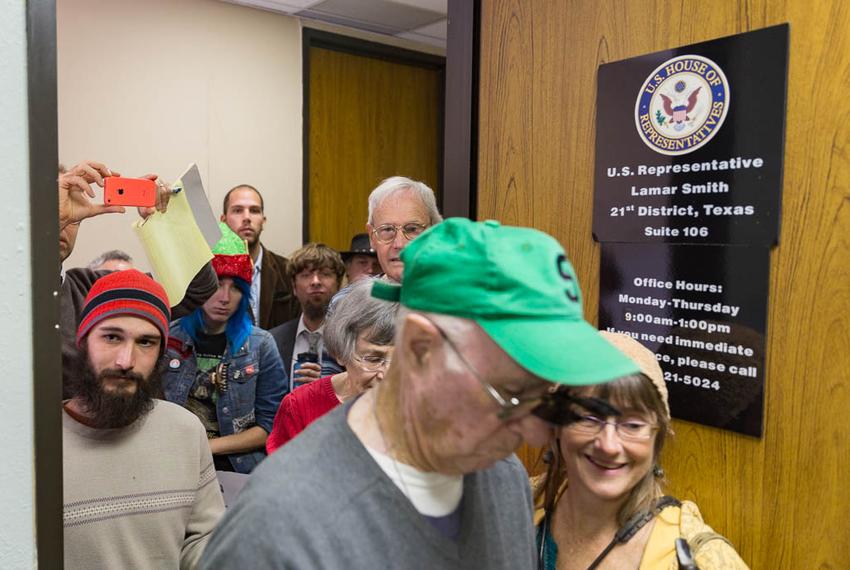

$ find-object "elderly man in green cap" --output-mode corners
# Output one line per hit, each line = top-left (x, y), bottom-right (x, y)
(201, 218), (638, 569)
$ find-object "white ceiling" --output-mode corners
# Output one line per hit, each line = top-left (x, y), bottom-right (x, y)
(221, 0), (448, 48)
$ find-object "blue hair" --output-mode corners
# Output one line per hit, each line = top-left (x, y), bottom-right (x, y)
(182, 277), (253, 356)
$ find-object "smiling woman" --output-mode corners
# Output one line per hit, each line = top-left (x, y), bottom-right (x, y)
(533, 332), (748, 570)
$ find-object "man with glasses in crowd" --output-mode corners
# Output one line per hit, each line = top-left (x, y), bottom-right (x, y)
(202, 218), (638, 569)
(365, 175), (442, 283)
(322, 175), (442, 370)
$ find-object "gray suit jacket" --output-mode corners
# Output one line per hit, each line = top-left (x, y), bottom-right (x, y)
(269, 317), (299, 375)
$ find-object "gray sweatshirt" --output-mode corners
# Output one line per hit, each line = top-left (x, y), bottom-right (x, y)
(201, 401), (537, 569)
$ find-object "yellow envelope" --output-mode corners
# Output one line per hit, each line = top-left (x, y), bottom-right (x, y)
(133, 190), (212, 307)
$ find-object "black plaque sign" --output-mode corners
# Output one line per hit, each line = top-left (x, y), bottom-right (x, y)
(599, 243), (768, 436)
(593, 25), (788, 436)
(593, 24), (788, 246)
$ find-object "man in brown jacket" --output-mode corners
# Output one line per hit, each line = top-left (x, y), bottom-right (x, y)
(221, 184), (299, 329)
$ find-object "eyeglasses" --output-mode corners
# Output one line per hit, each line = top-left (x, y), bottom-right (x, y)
(426, 318), (621, 424)
(351, 353), (392, 372)
(569, 415), (657, 441)
(371, 223), (429, 244)
(429, 321), (543, 420)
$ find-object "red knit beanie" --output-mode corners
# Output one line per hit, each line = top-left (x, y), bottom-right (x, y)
(76, 269), (171, 347)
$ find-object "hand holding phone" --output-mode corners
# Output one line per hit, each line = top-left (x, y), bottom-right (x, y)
(104, 176), (157, 208)
(293, 352), (321, 388)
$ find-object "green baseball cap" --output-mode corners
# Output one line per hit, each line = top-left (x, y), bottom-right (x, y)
(372, 218), (638, 386)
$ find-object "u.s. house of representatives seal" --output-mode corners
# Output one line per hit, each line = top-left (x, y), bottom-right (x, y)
(634, 55), (730, 156)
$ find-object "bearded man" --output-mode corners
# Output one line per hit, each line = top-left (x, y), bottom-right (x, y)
(62, 270), (224, 569)
(270, 243), (345, 389)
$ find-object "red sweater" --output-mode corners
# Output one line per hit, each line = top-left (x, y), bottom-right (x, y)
(266, 376), (340, 454)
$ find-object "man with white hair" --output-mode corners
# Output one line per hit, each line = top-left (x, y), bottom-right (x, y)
(201, 218), (638, 569)
(365, 175), (443, 283)
(321, 176), (442, 357)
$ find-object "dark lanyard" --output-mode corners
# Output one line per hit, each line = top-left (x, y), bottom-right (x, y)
(538, 496), (681, 570)
(587, 496), (681, 570)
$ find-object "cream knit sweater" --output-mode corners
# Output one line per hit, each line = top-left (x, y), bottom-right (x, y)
(63, 400), (224, 569)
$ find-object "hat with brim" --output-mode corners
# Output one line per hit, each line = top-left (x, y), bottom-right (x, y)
(340, 233), (377, 262)
(479, 317), (641, 385)
(371, 218), (638, 386)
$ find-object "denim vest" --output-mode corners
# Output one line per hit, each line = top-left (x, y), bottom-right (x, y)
(164, 322), (289, 474)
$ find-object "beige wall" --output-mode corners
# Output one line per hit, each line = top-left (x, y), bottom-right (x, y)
(57, 0), (445, 273)
(58, 0), (304, 271)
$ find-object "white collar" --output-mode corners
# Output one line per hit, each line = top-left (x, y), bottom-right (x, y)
(253, 246), (264, 273)
(296, 314), (324, 337)
(363, 444), (463, 516)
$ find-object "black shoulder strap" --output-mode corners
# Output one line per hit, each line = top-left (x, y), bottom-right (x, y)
(587, 496), (681, 570)
(616, 495), (681, 542)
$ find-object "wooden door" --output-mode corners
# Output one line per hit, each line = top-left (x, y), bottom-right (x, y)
(306, 34), (444, 250)
(478, 1), (850, 567)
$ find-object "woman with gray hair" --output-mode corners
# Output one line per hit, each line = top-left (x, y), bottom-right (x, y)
(266, 279), (398, 453)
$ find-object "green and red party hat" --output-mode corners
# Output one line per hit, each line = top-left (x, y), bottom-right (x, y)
(211, 222), (253, 284)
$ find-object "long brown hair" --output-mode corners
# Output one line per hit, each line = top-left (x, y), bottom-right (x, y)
(534, 373), (672, 527)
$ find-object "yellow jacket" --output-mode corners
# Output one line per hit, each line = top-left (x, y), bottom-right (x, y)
(533, 480), (749, 570)
(640, 500), (749, 570)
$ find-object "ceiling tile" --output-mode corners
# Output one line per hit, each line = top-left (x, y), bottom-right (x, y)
(388, 0), (447, 15)
(406, 17), (446, 39)
(221, 0), (323, 15)
(220, 0), (446, 48)
(304, 0), (444, 32)
(277, 0), (325, 9)
(395, 30), (445, 48)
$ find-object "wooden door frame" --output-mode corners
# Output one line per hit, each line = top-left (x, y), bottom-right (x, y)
(443, 0), (480, 221)
(301, 28), (447, 243)
(27, 0), (64, 566)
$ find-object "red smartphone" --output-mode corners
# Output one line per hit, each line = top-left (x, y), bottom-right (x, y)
(104, 177), (157, 207)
